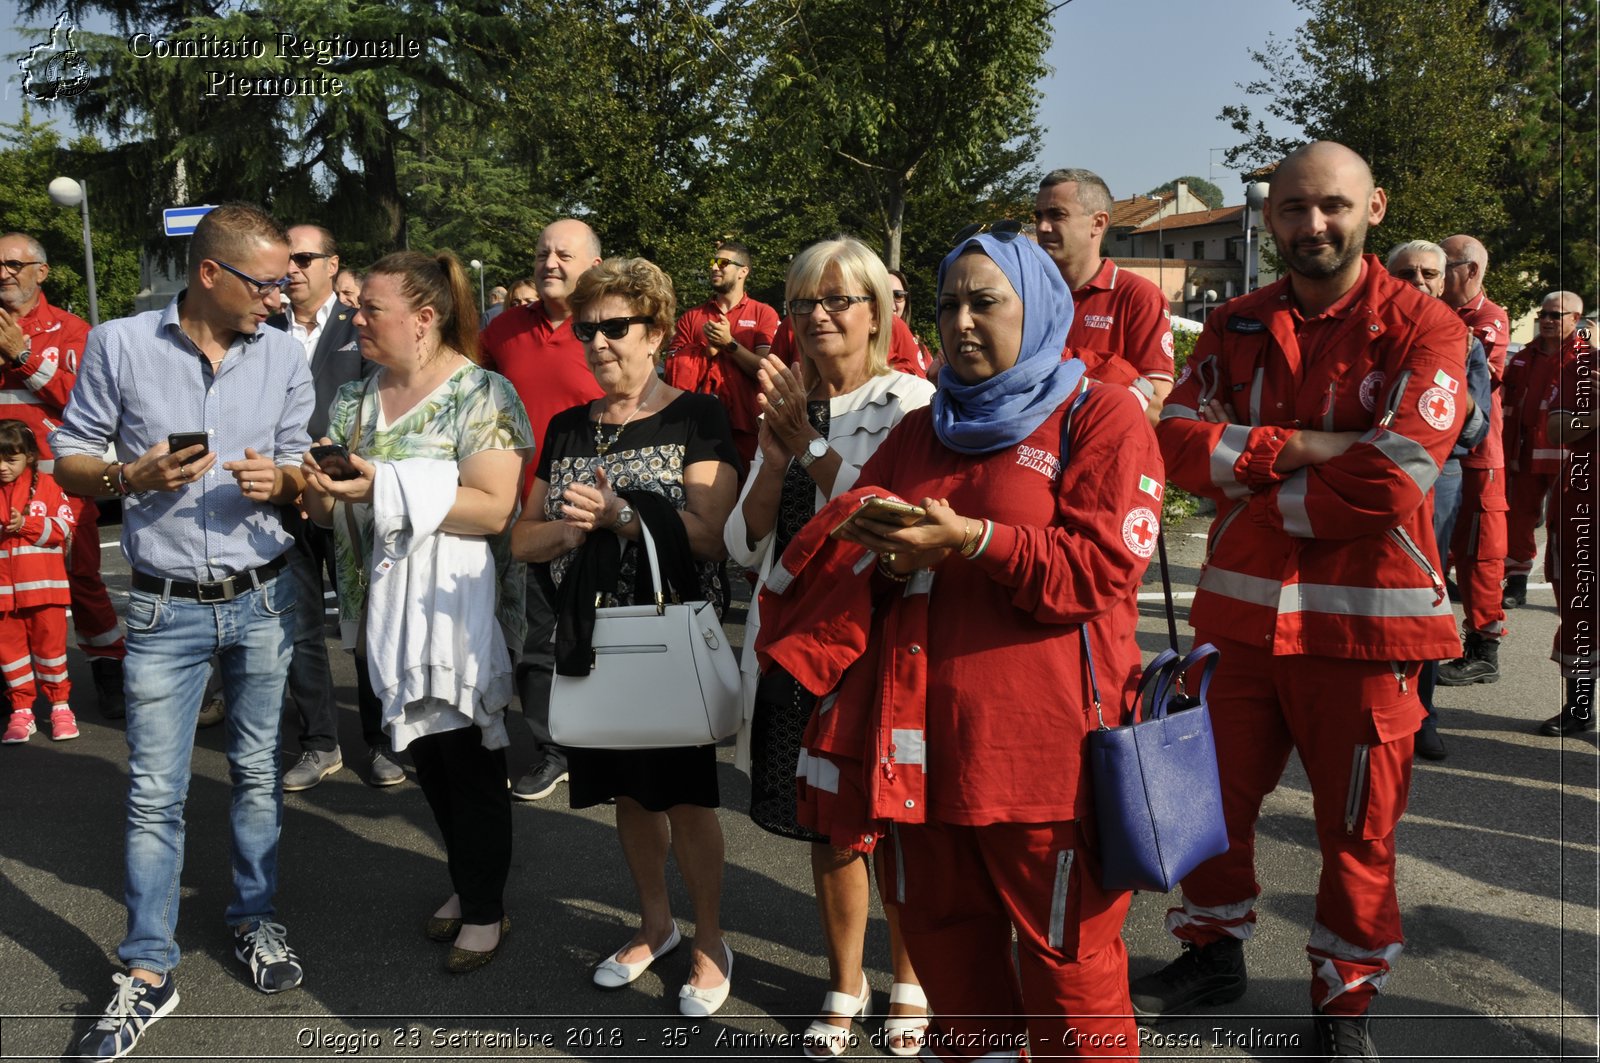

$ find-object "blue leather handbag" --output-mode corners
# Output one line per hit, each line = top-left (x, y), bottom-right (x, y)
(1086, 637), (1230, 893)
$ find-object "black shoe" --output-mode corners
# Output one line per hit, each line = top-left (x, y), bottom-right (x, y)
(1128, 938), (1247, 1024)
(1436, 633), (1500, 685)
(90, 658), (126, 720)
(1540, 677), (1595, 736)
(1502, 573), (1528, 608)
(1414, 719), (1447, 760)
(512, 758), (569, 801)
(1314, 1011), (1379, 1061)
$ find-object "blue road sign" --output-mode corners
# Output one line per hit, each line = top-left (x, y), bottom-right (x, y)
(162, 205), (216, 237)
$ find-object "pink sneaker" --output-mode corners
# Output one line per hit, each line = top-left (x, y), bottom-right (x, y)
(50, 708), (80, 741)
(3, 711), (37, 744)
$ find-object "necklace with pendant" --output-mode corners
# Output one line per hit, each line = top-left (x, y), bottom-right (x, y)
(594, 377), (658, 459)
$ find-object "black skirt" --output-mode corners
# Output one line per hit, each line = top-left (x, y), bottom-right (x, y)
(567, 744), (720, 812)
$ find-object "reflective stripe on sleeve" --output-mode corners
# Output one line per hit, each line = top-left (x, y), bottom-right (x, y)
(1367, 428), (1440, 497)
(1210, 423), (1253, 499)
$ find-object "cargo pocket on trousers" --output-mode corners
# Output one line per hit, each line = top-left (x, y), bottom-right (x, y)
(1345, 691), (1422, 841)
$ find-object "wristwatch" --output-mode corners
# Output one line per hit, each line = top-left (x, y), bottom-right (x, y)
(613, 504), (635, 529)
(797, 436), (829, 469)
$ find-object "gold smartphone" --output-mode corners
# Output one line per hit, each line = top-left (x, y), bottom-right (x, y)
(829, 496), (928, 538)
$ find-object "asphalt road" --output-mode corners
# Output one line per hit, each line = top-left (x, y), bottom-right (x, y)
(1, 515), (1595, 1062)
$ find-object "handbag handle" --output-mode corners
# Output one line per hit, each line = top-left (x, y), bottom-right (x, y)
(1148, 643), (1220, 721)
(632, 517), (668, 616)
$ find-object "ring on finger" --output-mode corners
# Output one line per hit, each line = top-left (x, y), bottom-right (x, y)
(772, 396), (786, 408)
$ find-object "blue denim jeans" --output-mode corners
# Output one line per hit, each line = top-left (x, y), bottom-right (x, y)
(117, 570), (296, 974)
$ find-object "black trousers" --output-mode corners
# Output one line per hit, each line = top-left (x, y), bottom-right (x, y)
(517, 567), (566, 770)
(408, 724), (512, 925)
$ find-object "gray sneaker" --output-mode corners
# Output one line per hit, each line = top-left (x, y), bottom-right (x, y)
(367, 749), (406, 788)
(282, 749), (343, 792)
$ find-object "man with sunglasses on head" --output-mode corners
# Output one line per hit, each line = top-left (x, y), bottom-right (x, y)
(265, 224), (387, 790)
(0, 231), (128, 720)
(663, 239), (779, 464)
(480, 217), (605, 803)
(1502, 291), (1585, 612)
(1034, 168), (1177, 418)
(52, 203), (315, 1062)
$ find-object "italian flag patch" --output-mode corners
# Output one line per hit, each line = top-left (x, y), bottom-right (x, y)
(1433, 368), (1459, 394)
(1139, 475), (1164, 501)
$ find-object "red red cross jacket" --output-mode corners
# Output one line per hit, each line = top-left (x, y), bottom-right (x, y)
(0, 468), (74, 613)
(1157, 256), (1468, 661)
(2, 294), (89, 462)
(1503, 334), (1578, 475)
(758, 380), (1162, 843)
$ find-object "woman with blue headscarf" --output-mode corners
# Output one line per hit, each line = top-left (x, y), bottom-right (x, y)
(826, 230), (1163, 1058)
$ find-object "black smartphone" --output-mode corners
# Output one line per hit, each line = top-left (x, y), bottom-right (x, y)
(167, 431), (209, 464)
(309, 443), (360, 481)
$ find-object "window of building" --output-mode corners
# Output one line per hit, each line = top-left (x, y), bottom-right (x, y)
(1193, 240), (1206, 260)
(1164, 243), (1175, 259)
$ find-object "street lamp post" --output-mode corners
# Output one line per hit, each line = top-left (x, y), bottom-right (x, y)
(1202, 288), (1218, 321)
(47, 176), (99, 326)
(1243, 181), (1270, 293)
(469, 259), (484, 318)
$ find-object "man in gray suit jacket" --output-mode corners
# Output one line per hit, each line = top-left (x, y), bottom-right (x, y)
(267, 225), (390, 789)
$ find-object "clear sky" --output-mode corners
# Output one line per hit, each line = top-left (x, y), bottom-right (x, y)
(1037, 0), (1308, 202)
(3, 0), (1309, 207)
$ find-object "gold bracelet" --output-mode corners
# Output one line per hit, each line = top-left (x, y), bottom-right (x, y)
(877, 552), (912, 582)
(958, 518), (979, 555)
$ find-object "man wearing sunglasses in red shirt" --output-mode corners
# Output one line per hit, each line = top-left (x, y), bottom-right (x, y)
(663, 240), (779, 464)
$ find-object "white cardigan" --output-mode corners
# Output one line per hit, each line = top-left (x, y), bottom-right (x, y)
(367, 458), (515, 752)
(723, 370), (936, 771)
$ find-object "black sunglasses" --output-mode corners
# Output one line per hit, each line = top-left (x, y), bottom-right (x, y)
(573, 315), (654, 342)
(954, 219), (1025, 243)
(1538, 310), (1576, 321)
(891, 289), (908, 300)
(289, 252), (332, 269)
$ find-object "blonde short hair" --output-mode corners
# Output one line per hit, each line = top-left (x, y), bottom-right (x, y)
(570, 257), (677, 361)
(785, 237), (894, 380)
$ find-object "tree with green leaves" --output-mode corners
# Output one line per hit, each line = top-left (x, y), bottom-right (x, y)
(752, 0), (1052, 270)
(1219, 0), (1594, 314)
(0, 109), (141, 320)
(1147, 176), (1226, 209)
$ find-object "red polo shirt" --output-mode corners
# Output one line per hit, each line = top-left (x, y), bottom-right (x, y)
(1455, 291), (1509, 470)
(662, 293), (779, 441)
(769, 314), (928, 378)
(1066, 258), (1176, 386)
(479, 301), (603, 494)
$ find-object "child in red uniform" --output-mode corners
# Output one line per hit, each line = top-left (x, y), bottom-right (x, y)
(0, 420), (77, 743)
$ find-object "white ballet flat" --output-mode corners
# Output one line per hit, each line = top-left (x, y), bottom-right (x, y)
(592, 924), (681, 988)
(677, 940), (734, 1017)
(883, 982), (930, 1057)
(802, 974), (871, 1058)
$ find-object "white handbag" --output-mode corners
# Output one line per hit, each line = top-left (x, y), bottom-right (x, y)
(547, 521), (742, 750)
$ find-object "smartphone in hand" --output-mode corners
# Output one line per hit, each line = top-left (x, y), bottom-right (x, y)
(167, 432), (209, 464)
(309, 443), (360, 481)
(829, 496), (927, 538)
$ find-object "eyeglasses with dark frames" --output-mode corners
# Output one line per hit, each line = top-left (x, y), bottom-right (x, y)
(954, 219), (1025, 243)
(1445, 260), (1472, 269)
(0, 260), (43, 275)
(1538, 309), (1577, 321)
(212, 259), (292, 297)
(891, 290), (909, 300)
(289, 252), (333, 269)
(573, 315), (655, 342)
(786, 295), (873, 317)
(1392, 266), (1442, 282)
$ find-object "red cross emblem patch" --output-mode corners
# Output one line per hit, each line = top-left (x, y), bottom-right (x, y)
(1122, 506), (1159, 558)
(1418, 386), (1456, 431)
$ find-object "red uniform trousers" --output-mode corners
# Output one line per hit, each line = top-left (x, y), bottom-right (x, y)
(1167, 637), (1420, 1016)
(1549, 463), (1599, 680)
(0, 604), (70, 709)
(1449, 467), (1508, 637)
(888, 819), (1137, 1060)
(65, 496), (125, 660)
(1504, 469), (1556, 577)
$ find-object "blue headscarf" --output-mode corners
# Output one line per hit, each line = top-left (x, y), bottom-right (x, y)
(930, 233), (1084, 455)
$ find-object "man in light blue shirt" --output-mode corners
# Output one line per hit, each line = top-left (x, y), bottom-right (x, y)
(52, 203), (314, 1063)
